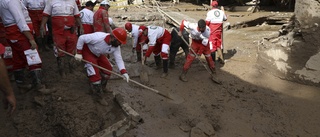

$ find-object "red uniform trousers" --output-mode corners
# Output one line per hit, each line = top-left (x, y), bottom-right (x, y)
(0, 24), (13, 72)
(82, 24), (94, 34)
(145, 30), (171, 59)
(54, 30), (78, 57)
(50, 16), (77, 56)
(28, 10), (44, 37)
(4, 24), (41, 71)
(208, 23), (223, 52)
(82, 45), (112, 82)
(183, 39), (215, 71)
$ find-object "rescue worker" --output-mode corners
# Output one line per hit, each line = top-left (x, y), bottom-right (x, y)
(79, 1), (96, 34)
(74, 28), (130, 96)
(0, 0), (55, 94)
(179, 19), (216, 82)
(93, 0), (112, 33)
(23, 0), (49, 52)
(0, 44), (16, 115)
(40, 0), (84, 78)
(205, 1), (227, 65)
(124, 22), (148, 62)
(140, 25), (172, 78)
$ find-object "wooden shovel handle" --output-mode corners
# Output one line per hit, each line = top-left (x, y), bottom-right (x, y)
(58, 48), (174, 100)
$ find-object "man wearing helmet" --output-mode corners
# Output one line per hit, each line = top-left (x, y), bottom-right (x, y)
(74, 28), (130, 105)
(124, 22), (148, 62)
(140, 25), (172, 78)
(93, 0), (111, 33)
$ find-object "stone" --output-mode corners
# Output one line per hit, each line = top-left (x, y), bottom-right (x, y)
(196, 121), (215, 136)
(190, 127), (206, 137)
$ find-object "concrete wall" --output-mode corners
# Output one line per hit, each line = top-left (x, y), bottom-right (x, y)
(295, 0), (320, 26)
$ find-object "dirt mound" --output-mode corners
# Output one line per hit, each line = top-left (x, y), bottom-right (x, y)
(1, 51), (126, 137)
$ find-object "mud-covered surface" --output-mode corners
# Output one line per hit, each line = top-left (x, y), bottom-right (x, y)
(0, 50), (126, 136)
(1, 1), (320, 137)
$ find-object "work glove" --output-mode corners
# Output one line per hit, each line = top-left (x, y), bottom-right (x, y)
(75, 54), (83, 61)
(200, 34), (206, 39)
(122, 73), (130, 83)
(202, 38), (209, 46)
(29, 40), (37, 50)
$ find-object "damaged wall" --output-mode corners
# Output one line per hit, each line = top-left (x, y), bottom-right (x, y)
(257, 0), (320, 86)
(295, 0), (320, 26)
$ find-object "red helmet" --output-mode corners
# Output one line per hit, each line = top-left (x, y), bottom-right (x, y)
(139, 25), (147, 31)
(112, 28), (127, 44)
(211, 1), (218, 7)
(125, 22), (132, 31)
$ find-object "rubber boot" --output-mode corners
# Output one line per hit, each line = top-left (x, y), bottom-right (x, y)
(66, 55), (77, 74)
(136, 51), (142, 62)
(36, 37), (49, 52)
(101, 80), (108, 92)
(57, 57), (66, 78)
(179, 70), (188, 82)
(161, 59), (169, 78)
(211, 52), (216, 65)
(36, 37), (43, 52)
(169, 53), (176, 69)
(90, 83), (108, 106)
(42, 35), (50, 51)
(31, 70), (56, 94)
(154, 55), (162, 70)
(13, 69), (32, 91)
(90, 83), (103, 94)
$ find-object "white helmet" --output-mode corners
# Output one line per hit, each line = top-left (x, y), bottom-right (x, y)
(100, 0), (110, 6)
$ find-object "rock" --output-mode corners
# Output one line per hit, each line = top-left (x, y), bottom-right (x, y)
(306, 53), (320, 70)
(179, 124), (191, 132)
(34, 96), (46, 107)
(190, 127), (207, 137)
(196, 121), (215, 136)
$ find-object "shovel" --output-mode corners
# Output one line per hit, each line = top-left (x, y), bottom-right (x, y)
(130, 36), (136, 63)
(172, 29), (222, 85)
(58, 48), (186, 104)
(139, 45), (149, 84)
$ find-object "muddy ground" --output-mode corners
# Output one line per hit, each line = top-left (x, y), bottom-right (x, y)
(1, 1), (320, 137)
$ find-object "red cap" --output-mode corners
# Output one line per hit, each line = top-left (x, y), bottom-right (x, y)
(211, 1), (218, 7)
(0, 43), (4, 54)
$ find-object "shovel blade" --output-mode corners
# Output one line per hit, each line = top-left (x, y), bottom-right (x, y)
(211, 76), (222, 85)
